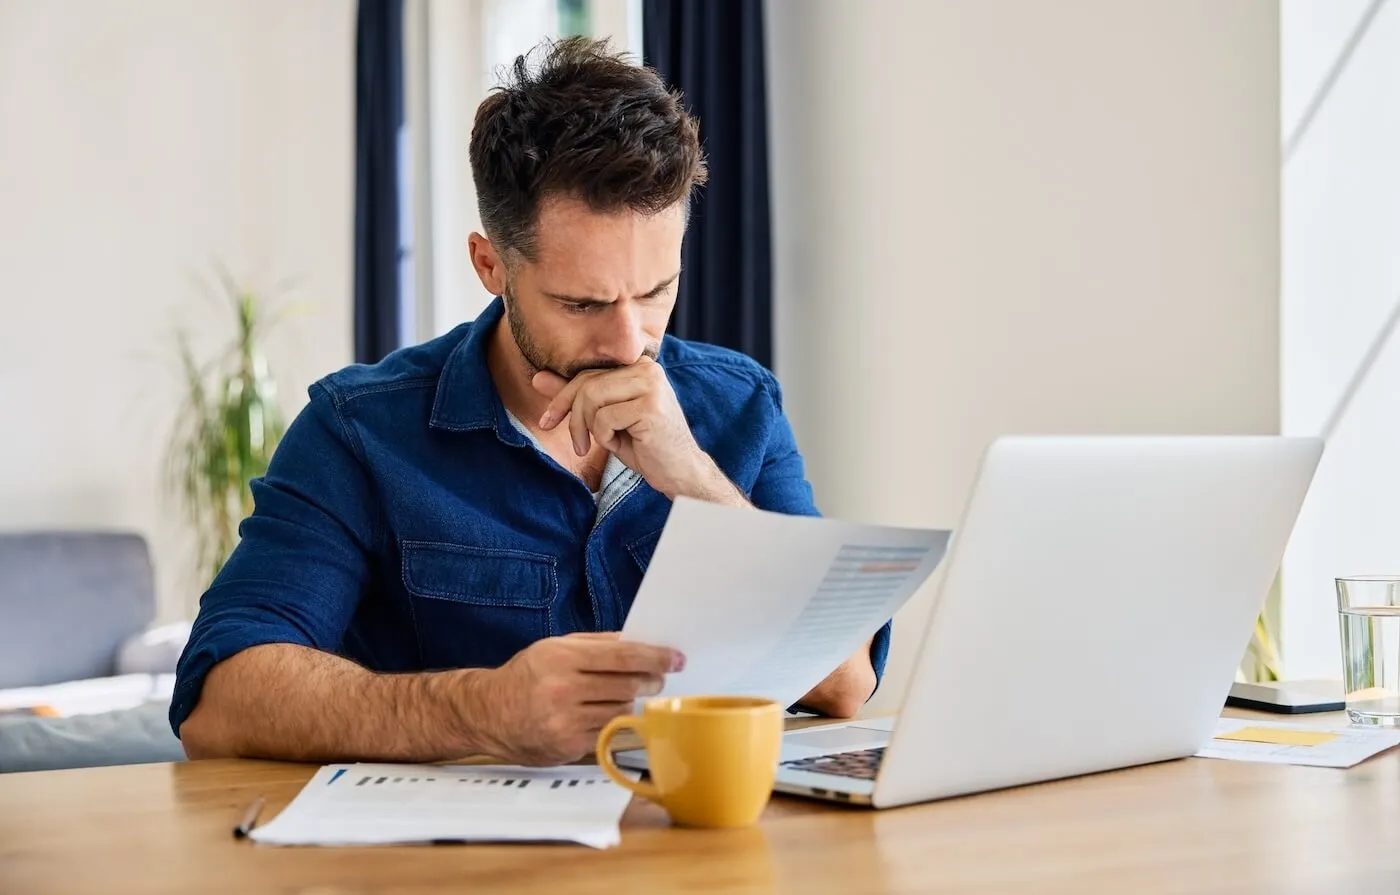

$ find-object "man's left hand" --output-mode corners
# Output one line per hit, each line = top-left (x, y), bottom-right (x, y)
(533, 357), (742, 503)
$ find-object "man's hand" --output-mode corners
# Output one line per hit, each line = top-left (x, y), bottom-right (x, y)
(533, 358), (744, 504)
(473, 632), (685, 766)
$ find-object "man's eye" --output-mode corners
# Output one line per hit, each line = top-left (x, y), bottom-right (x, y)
(562, 302), (592, 315)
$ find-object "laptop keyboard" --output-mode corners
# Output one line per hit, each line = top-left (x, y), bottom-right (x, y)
(781, 747), (886, 781)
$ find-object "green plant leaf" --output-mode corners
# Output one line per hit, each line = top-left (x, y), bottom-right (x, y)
(161, 271), (297, 597)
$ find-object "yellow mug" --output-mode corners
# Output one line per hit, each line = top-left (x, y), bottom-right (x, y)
(596, 695), (784, 828)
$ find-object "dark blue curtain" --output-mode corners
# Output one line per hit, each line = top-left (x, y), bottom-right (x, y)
(643, 0), (773, 369)
(354, 0), (404, 365)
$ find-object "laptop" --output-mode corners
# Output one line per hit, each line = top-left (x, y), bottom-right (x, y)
(614, 435), (1323, 809)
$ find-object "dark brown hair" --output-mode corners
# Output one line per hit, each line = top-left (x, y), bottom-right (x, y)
(468, 37), (707, 260)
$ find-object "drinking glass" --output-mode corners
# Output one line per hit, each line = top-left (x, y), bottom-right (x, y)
(1336, 576), (1400, 727)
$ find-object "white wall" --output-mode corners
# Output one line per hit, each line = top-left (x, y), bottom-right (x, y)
(0, 0), (354, 621)
(1280, 0), (1400, 678)
(767, 0), (1282, 712)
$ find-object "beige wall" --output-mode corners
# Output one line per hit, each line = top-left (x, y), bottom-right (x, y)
(766, 0), (1282, 712)
(0, 0), (354, 621)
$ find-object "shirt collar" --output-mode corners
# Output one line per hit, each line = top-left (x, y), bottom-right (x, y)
(428, 296), (528, 446)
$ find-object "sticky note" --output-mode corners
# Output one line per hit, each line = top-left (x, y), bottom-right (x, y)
(1215, 726), (1340, 747)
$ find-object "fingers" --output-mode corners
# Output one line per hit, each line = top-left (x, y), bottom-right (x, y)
(577, 671), (666, 703)
(531, 368), (569, 399)
(568, 395), (592, 456)
(590, 399), (648, 453)
(574, 640), (685, 675)
(538, 364), (660, 436)
(565, 376), (652, 456)
(537, 370), (600, 432)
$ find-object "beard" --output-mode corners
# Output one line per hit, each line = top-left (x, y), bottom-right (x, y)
(502, 284), (659, 379)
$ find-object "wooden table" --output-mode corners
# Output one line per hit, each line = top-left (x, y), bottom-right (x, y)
(4, 711), (1400, 894)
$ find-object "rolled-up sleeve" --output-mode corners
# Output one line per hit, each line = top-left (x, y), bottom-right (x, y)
(748, 372), (894, 694)
(169, 382), (377, 736)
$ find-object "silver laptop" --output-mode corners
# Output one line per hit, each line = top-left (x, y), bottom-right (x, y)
(615, 435), (1322, 809)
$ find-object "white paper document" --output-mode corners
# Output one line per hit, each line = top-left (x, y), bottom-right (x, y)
(250, 763), (636, 849)
(1195, 718), (1400, 768)
(621, 498), (951, 707)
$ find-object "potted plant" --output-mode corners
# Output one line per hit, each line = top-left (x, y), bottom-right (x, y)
(1240, 574), (1283, 682)
(163, 272), (292, 598)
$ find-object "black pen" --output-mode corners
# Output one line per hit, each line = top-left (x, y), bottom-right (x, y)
(233, 796), (265, 839)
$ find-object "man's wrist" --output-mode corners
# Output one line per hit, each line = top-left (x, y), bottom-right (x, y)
(430, 667), (501, 759)
(664, 451), (749, 506)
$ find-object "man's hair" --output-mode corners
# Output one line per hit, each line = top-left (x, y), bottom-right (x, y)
(469, 37), (707, 261)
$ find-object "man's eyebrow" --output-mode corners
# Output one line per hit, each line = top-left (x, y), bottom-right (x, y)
(542, 271), (682, 305)
(640, 271), (682, 298)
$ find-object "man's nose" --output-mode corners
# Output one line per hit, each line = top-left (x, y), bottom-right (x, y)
(597, 304), (648, 365)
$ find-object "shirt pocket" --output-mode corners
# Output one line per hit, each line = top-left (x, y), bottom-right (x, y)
(400, 540), (557, 670)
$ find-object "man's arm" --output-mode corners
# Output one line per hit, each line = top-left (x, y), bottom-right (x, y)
(181, 636), (680, 765)
(180, 644), (486, 761)
(794, 638), (879, 718)
(174, 385), (681, 766)
(172, 383), (380, 757)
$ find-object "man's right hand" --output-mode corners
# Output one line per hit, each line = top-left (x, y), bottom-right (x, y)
(471, 632), (685, 766)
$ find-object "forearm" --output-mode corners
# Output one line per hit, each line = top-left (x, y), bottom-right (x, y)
(178, 643), (491, 763)
(800, 639), (878, 719)
(669, 452), (752, 508)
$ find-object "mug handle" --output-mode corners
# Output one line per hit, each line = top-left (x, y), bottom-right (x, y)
(596, 715), (661, 802)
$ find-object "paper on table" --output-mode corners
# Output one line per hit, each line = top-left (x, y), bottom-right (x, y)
(621, 498), (950, 708)
(1195, 718), (1400, 768)
(249, 763), (636, 849)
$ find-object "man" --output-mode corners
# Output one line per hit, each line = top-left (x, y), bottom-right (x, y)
(173, 37), (891, 767)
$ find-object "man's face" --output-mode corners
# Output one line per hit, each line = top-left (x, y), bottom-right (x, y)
(498, 197), (685, 379)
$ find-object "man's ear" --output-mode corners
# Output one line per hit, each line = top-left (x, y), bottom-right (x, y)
(467, 232), (508, 296)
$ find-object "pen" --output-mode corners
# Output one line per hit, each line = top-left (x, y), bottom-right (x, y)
(232, 796), (265, 839)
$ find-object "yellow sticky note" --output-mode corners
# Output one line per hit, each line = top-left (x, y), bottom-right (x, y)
(1215, 726), (1340, 747)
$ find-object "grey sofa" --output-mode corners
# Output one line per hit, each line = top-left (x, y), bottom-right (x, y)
(0, 532), (157, 688)
(0, 532), (186, 772)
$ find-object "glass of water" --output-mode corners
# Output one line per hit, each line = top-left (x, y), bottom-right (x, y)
(1336, 576), (1400, 726)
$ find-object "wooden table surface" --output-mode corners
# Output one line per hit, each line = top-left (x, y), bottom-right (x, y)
(3, 710), (1399, 895)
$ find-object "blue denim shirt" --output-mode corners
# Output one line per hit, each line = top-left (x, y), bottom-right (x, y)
(170, 297), (893, 734)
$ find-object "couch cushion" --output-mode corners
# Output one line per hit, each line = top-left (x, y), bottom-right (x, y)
(0, 532), (156, 688)
(0, 700), (184, 772)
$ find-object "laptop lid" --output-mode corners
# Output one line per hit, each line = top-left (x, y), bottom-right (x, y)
(872, 435), (1322, 808)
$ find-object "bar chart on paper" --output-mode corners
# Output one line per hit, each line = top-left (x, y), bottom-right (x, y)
(725, 544), (934, 697)
(249, 763), (636, 848)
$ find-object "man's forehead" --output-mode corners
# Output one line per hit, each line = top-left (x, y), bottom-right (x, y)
(532, 196), (685, 260)
(525, 198), (684, 298)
